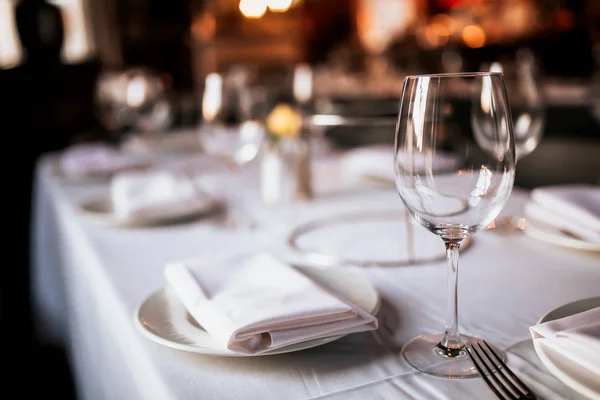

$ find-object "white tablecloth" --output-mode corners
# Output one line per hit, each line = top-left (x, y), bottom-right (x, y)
(31, 150), (600, 400)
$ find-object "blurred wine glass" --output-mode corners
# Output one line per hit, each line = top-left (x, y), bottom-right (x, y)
(475, 49), (545, 162)
(475, 49), (546, 232)
(197, 72), (266, 229)
(95, 68), (174, 139)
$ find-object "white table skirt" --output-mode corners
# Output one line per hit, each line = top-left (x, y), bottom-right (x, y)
(31, 151), (600, 400)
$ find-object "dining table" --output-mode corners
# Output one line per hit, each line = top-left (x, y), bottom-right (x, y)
(31, 138), (600, 400)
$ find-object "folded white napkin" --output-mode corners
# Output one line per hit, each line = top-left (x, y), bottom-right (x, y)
(530, 306), (600, 377)
(164, 253), (378, 354)
(524, 185), (600, 244)
(59, 143), (144, 179)
(341, 145), (457, 184)
(111, 169), (212, 224)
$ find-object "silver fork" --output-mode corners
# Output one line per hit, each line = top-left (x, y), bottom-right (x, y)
(466, 340), (537, 400)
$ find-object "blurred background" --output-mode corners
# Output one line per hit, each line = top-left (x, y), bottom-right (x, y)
(2, 0), (599, 397)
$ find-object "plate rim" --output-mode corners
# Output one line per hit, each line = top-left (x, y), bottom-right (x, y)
(134, 264), (381, 357)
(533, 296), (600, 399)
(284, 209), (473, 268)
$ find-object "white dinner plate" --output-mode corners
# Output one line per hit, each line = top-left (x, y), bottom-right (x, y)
(134, 264), (381, 356)
(533, 297), (600, 400)
(79, 193), (218, 228)
(524, 217), (600, 253)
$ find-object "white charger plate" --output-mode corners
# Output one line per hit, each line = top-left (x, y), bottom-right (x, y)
(134, 264), (380, 356)
(79, 192), (218, 228)
(533, 297), (600, 400)
(278, 210), (473, 268)
(524, 218), (600, 253)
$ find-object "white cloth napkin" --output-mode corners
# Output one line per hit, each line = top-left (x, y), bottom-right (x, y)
(524, 185), (600, 244)
(530, 306), (600, 377)
(340, 145), (457, 184)
(59, 143), (144, 179)
(110, 169), (212, 224)
(164, 253), (378, 354)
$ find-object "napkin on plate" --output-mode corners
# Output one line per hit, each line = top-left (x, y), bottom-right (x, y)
(59, 143), (144, 179)
(340, 145), (457, 184)
(524, 185), (600, 244)
(164, 253), (378, 354)
(111, 169), (213, 224)
(530, 306), (600, 376)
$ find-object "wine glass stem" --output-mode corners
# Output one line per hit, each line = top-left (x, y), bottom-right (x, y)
(437, 240), (463, 357)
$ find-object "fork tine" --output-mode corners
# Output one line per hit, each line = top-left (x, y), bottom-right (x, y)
(466, 343), (512, 400)
(482, 340), (536, 399)
(477, 342), (523, 399)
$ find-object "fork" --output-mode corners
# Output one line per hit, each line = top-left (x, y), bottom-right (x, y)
(466, 340), (537, 400)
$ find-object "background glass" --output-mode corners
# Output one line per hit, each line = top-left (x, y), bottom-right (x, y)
(394, 72), (516, 378)
(197, 71), (267, 229)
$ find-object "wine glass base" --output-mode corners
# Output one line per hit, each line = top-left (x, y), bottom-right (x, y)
(401, 332), (505, 379)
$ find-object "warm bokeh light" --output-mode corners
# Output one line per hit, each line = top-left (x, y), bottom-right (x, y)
(0, 0), (23, 69)
(126, 76), (149, 108)
(266, 103), (303, 138)
(191, 12), (216, 42)
(356, 0), (416, 54)
(462, 25), (486, 48)
(431, 14), (455, 35)
(202, 73), (223, 122)
(49, 0), (95, 63)
(293, 63), (313, 104)
(267, 0), (293, 12)
(239, 0), (267, 19)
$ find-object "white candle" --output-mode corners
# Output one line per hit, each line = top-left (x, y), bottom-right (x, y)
(293, 63), (313, 104)
(202, 73), (223, 122)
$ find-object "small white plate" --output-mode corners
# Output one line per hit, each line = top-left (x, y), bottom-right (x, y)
(79, 193), (219, 228)
(135, 264), (381, 356)
(533, 297), (600, 399)
(524, 218), (600, 253)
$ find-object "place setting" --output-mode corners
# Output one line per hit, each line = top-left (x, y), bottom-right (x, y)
(129, 71), (599, 400)
(77, 167), (221, 228)
(20, 1), (600, 398)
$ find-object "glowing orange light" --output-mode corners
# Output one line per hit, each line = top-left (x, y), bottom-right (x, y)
(239, 0), (267, 19)
(267, 0), (292, 12)
(462, 25), (486, 48)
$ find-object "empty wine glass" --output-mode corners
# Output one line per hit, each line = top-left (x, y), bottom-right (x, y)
(197, 72), (266, 229)
(475, 49), (545, 161)
(476, 49), (545, 232)
(394, 72), (516, 378)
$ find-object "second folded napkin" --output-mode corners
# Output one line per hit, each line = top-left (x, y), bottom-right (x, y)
(111, 169), (213, 224)
(164, 253), (378, 354)
(530, 306), (600, 377)
(524, 184), (600, 244)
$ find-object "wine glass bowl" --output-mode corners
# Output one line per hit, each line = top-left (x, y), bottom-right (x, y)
(394, 72), (516, 378)
(197, 72), (266, 229)
(477, 50), (545, 162)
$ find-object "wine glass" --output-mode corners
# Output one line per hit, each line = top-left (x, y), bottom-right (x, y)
(476, 49), (545, 232)
(197, 72), (266, 229)
(394, 72), (516, 378)
(476, 49), (545, 162)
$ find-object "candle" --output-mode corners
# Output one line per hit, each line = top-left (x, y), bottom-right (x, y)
(293, 63), (313, 104)
(202, 73), (223, 122)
